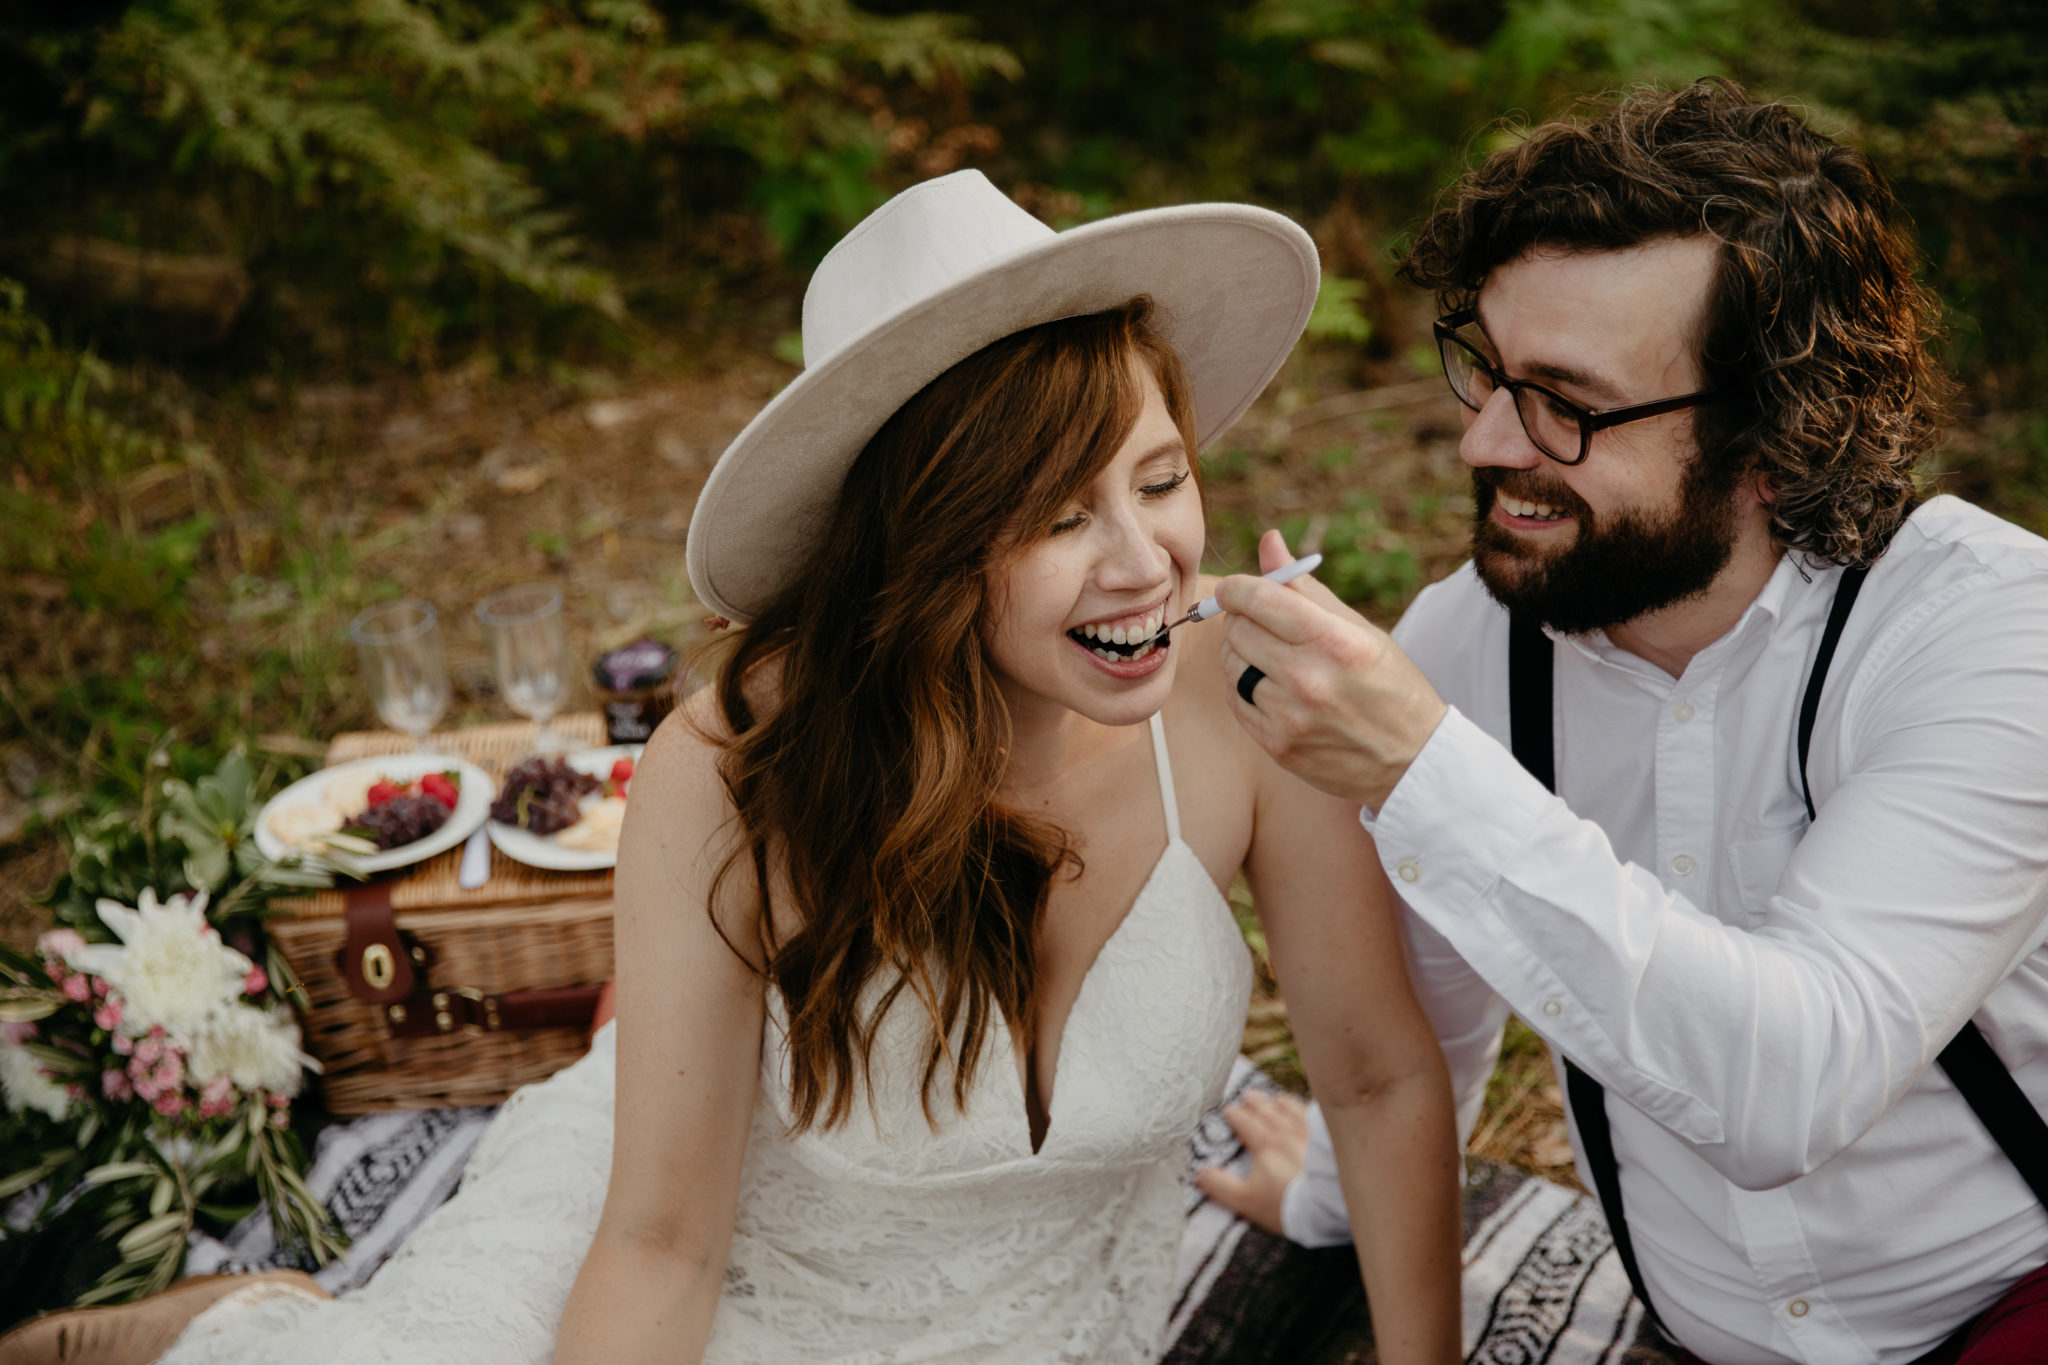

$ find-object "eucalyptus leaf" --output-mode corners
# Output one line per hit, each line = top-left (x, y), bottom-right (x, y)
(0, 1161), (61, 1199)
(83, 1160), (157, 1185)
(149, 1174), (175, 1217)
(116, 1210), (186, 1256)
(0, 997), (60, 1022)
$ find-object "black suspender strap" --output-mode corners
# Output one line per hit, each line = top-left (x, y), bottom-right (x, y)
(1506, 565), (2048, 1336)
(1508, 613), (1663, 1331)
(1796, 565), (1869, 824)
(1795, 569), (2048, 1209)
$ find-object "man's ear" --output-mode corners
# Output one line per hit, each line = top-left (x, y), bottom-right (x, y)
(1752, 468), (1778, 506)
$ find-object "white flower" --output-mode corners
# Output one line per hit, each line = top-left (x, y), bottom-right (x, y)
(0, 1038), (71, 1122)
(186, 1003), (315, 1097)
(70, 889), (252, 1040)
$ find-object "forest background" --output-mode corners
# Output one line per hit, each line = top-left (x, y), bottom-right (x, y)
(2, 0), (2045, 1182)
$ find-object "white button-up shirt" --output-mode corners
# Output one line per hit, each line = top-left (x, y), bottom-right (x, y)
(1281, 496), (2048, 1364)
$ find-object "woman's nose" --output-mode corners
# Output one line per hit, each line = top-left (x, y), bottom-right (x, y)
(1095, 511), (1172, 592)
(1459, 386), (1544, 472)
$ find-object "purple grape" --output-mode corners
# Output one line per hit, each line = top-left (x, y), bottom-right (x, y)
(491, 758), (600, 836)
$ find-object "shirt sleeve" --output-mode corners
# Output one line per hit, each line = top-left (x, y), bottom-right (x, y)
(1361, 569), (2048, 1190)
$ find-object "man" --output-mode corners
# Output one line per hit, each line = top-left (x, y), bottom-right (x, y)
(1198, 81), (2048, 1364)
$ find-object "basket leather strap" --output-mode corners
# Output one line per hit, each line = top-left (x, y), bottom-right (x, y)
(339, 882), (603, 1038)
(342, 881), (416, 1002)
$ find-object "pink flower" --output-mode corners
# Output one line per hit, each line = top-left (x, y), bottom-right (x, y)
(110, 1032), (134, 1056)
(242, 967), (268, 997)
(152, 1090), (187, 1118)
(64, 1083), (84, 1101)
(102, 1069), (135, 1101)
(62, 974), (92, 1003)
(37, 929), (86, 962)
(197, 1076), (235, 1119)
(92, 977), (110, 998)
(266, 1092), (291, 1109)
(0, 1021), (34, 1046)
(135, 1037), (163, 1066)
(269, 1108), (290, 1129)
(94, 999), (124, 1031)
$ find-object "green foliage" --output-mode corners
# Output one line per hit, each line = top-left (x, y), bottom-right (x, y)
(1, 0), (1017, 360)
(1277, 492), (1422, 613)
(1304, 274), (1373, 345)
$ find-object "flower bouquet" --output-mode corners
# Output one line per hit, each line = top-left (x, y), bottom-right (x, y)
(1, 750), (350, 1307)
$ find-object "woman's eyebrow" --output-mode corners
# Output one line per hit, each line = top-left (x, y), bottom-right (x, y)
(1474, 300), (1629, 405)
(1132, 438), (1187, 464)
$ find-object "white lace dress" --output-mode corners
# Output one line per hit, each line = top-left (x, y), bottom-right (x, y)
(161, 714), (1252, 1364)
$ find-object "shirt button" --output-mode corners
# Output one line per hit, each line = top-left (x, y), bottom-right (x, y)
(1395, 859), (1420, 883)
(1672, 854), (1696, 876)
(1672, 699), (1696, 722)
(1787, 1298), (1810, 1319)
(1542, 999), (1563, 1018)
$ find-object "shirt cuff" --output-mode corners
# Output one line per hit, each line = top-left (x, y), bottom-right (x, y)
(1360, 705), (1558, 920)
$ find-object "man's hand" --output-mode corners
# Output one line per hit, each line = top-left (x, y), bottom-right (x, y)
(1192, 1090), (1312, 1235)
(1217, 529), (1449, 811)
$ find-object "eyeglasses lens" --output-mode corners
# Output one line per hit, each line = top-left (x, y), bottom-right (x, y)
(1440, 334), (1492, 412)
(1512, 387), (1588, 464)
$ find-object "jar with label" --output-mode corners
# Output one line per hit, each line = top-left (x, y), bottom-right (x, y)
(593, 637), (679, 744)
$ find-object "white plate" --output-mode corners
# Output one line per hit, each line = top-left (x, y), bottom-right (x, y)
(254, 754), (494, 875)
(485, 745), (643, 872)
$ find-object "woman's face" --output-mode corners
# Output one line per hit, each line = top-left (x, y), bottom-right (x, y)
(984, 361), (1205, 730)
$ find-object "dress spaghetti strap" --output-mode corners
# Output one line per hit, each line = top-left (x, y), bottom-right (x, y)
(1147, 712), (1182, 845)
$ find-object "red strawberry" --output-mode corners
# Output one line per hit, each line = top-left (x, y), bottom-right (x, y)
(366, 780), (402, 808)
(419, 772), (460, 810)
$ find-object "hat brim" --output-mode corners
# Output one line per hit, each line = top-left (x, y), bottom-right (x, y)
(687, 203), (1320, 623)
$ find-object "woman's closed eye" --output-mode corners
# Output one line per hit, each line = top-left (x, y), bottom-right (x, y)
(1047, 469), (1189, 536)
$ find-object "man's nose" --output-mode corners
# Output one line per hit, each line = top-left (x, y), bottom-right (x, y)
(1459, 387), (1545, 472)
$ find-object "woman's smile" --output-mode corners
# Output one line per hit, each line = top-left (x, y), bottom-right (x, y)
(1066, 595), (1173, 678)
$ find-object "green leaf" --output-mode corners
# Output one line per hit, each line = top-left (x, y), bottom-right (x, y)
(116, 1211), (187, 1257)
(83, 1160), (158, 1185)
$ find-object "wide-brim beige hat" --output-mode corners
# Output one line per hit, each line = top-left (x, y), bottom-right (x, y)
(686, 169), (1320, 623)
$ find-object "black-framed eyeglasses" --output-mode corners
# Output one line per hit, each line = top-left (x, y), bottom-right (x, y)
(1433, 309), (1715, 466)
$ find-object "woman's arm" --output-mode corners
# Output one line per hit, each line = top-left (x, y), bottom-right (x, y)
(555, 701), (767, 1365)
(1244, 763), (1462, 1365)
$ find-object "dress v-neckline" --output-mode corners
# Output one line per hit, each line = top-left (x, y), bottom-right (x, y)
(1006, 713), (1195, 1156)
(1001, 838), (1190, 1156)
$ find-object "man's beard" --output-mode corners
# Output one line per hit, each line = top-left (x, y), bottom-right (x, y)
(1471, 453), (1745, 635)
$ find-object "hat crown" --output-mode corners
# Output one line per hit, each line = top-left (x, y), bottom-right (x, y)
(801, 171), (1054, 369)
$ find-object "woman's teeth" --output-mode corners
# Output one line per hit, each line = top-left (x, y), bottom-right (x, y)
(1073, 609), (1166, 661)
(1499, 494), (1566, 520)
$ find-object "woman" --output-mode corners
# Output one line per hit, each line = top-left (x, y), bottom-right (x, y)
(16, 171), (1460, 1365)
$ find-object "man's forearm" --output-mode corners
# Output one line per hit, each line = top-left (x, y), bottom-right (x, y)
(1324, 1072), (1464, 1365)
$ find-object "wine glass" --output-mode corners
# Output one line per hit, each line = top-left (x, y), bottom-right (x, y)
(477, 583), (570, 754)
(349, 600), (451, 751)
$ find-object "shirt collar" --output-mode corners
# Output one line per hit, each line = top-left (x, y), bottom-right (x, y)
(1546, 549), (1805, 673)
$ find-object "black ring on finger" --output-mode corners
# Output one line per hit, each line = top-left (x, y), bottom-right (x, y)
(1236, 664), (1266, 706)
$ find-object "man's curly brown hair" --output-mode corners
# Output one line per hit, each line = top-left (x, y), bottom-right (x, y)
(1400, 78), (1955, 566)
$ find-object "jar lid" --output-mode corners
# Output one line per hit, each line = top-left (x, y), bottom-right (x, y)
(594, 637), (679, 692)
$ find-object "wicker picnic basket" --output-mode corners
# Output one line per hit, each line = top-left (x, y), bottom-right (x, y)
(269, 716), (617, 1114)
